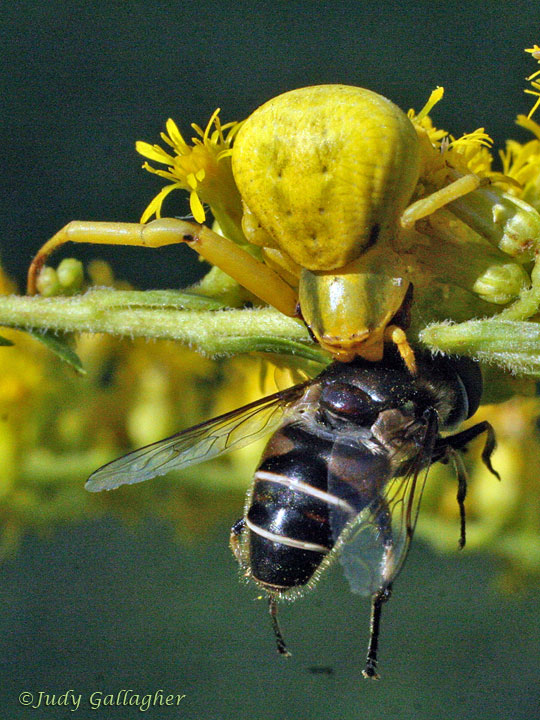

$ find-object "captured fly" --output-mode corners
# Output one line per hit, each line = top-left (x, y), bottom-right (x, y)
(86, 348), (498, 679)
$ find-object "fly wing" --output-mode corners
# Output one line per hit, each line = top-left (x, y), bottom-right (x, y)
(327, 408), (439, 596)
(86, 381), (310, 492)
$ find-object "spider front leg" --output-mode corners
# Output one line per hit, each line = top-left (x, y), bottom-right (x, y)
(26, 218), (298, 316)
(400, 173), (490, 231)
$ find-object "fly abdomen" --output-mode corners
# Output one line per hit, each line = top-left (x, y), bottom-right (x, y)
(246, 447), (354, 590)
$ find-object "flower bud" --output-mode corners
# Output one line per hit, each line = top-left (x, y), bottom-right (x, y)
(56, 258), (84, 294)
(473, 261), (529, 304)
(35, 267), (61, 297)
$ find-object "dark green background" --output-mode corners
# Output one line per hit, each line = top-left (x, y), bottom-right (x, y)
(1, 0), (538, 290)
(1, 2), (540, 719)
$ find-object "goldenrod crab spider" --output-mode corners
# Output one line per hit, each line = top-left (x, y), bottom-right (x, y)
(27, 84), (539, 375)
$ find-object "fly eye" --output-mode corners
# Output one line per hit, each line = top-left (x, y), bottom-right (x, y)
(319, 382), (381, 426)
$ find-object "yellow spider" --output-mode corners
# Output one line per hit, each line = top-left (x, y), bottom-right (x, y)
(26, 80), (540, 376)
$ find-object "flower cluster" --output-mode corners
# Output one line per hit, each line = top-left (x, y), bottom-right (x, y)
(136, 110), (245, 245)
(0, 263), (290, 557)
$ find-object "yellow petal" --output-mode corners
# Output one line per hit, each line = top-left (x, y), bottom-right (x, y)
(516, 114), (540, 140)
(140, 182), (183, 223)
(203, 108), (221, 143)
(414, 86), (444, 122)
(136, 141), (175, 164)
(189, 191), (206, 223)
(165, 118), (188, 149)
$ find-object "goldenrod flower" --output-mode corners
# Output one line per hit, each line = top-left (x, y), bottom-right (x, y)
(489, 49), (540, 211)
(409, 87), (499, 188)
(497, 115), (540, 211)
(525, 45), (540, 119)
(136, 109), (245, 243)
(0, 262), (284, 555)
(408, 86), (447, 140)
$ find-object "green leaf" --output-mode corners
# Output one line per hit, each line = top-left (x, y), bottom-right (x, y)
(29, 330), (86, 374)
(0, 335), (14, 346)
(86, 288), (227, 310)
(206, 335), (329, 363)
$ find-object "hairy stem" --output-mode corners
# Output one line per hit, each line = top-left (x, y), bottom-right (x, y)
(0, 289), (326, 362)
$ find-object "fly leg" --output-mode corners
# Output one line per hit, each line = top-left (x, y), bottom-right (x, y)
(229, 517), (248, 567)
(440, 420), (500, 481)
(363, 584), (393, 680)
(268, 595), (291, 658)
(230, 518), (291, 658)
(363, 498), (394, 680)
(435, 420), (500, 548)
(444, 447), (469, 549)
(444, 420), (500, 480)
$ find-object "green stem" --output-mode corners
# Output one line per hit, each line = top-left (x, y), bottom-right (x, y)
(419, 318), (540, 376)
(0, 289), (327, 363)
